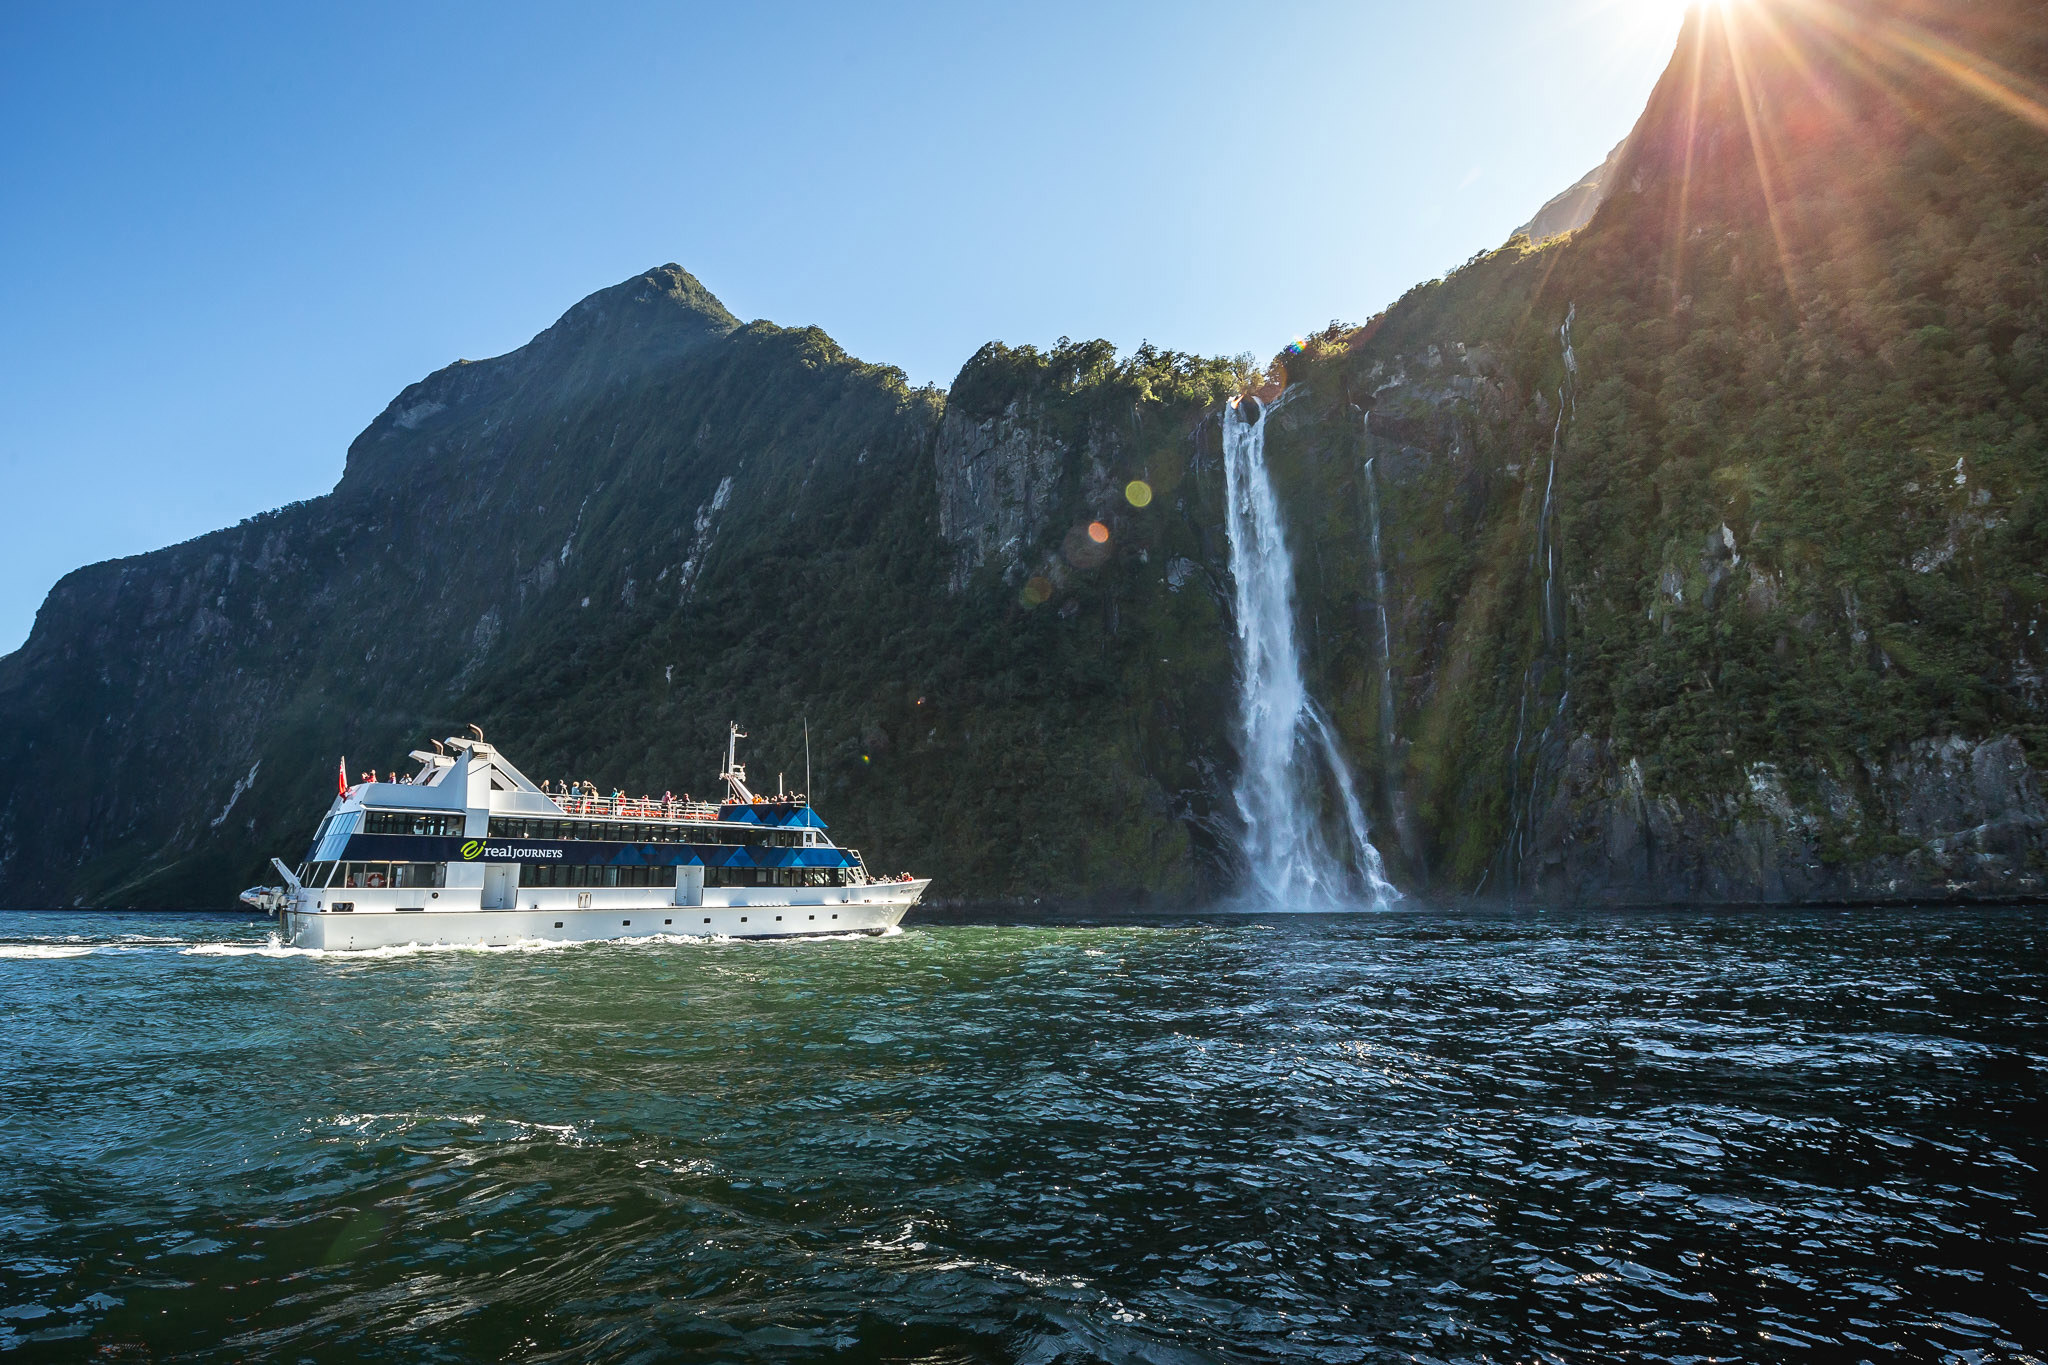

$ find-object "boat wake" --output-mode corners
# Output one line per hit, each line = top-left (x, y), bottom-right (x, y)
(180, 927), (906, 959)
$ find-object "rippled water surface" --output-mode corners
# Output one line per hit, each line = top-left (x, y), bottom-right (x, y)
(2, 907), (2044, 1362)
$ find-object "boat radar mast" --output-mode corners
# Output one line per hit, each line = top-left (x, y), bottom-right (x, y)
(721, 722), (756, 803)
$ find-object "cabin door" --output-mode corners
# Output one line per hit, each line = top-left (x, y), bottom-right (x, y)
(675, 864), (704, 907)
(481, 865), (517, 910)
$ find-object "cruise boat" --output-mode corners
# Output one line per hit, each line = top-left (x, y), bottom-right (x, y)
(239, 725), (928, 949)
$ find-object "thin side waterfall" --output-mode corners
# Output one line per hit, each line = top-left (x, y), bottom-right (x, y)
(1362, 427), (1414, 862)
(1500, 303), (1579, 891)
(1536, 302), (1576, 648)
(1221, 396), (1396, 909)
(1363, 442), (1397, 763)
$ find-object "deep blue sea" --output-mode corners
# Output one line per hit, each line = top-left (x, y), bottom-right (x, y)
(1, 906), (2043, 1362)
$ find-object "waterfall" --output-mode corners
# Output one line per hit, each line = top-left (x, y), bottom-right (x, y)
(1536, 302), (1575, 648)
(1363, 443), (1397, 763)
(1221, 396), (1396, 909)
(1362, 430), (1415, 864)
(1500, 304), (1578, 893)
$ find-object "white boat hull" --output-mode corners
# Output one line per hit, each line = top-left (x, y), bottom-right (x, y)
(279, 882), (928, 951)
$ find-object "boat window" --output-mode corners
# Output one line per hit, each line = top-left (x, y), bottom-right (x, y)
(517, 863), (675, 888)
(367, 810), (464, 837)
(330, 861), (446, 889)
(702, 866), (835, 889)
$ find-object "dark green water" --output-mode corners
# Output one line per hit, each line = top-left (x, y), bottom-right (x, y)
(1, 907), (2044, 1362)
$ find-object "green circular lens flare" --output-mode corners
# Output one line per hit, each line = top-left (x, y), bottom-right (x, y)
(1124, 479), (1153, 508)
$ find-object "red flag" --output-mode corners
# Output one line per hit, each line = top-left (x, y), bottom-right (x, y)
(338, 756), (348, 796)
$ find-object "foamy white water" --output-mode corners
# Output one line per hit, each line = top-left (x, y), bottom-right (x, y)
(178, 928), (894, 960)
(1220, 396), (1395, 909)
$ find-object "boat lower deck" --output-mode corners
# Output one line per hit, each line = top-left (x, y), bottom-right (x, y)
(282, 893), (918, 950)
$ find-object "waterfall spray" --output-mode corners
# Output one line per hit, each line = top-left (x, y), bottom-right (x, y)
(1221, 396), (1395, 909)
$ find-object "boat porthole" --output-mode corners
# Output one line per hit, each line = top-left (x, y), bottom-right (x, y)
(740, 916), (747, 923)
(623, 920), (630, 926)
(664, 918), (672, 925)
(554, 922), (563, 928)
(703, 917), (711, 924)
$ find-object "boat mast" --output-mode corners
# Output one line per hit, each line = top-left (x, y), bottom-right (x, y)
(721, 722), (756, 802)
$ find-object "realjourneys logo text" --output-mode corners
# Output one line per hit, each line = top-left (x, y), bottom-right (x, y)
(459, 840), (563, 861)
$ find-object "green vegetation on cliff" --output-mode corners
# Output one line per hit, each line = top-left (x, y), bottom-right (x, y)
(1259, 0), (2048, 896)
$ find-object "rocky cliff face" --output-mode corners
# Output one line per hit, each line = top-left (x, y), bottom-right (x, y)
(1534, 734), (2048, 904)
(933, 400), (1071, 592)
(1, 0), (2043, 909)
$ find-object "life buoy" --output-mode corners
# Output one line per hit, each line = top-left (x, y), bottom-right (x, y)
(366, 872), (387, 888)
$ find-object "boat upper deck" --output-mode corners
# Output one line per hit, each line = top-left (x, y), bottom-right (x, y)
(330, 729), (827, 834)
(552, 793), (724, 823)
(547, 792), (823, 827)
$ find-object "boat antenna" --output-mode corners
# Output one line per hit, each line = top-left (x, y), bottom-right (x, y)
(803, 716), (811, 801)
(721, 721), (755, 802)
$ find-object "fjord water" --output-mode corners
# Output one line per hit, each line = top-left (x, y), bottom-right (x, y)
(3, 910), (2044, 1361)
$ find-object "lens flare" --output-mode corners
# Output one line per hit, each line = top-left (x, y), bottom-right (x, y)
(1124, 479), (1153, 508)
(1087, 522), (1110, 544)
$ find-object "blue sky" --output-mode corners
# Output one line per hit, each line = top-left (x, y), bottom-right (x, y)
(0, 1), (1685, 654)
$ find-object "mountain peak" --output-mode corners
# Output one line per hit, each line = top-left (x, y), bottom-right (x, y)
(342, 264), (740, 491)
(566, 263), (739, 334)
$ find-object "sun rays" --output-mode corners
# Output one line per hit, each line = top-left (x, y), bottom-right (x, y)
(1648, 0), (2047, 313)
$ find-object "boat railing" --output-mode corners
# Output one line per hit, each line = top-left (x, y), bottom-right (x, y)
(548, 795), (726, 823)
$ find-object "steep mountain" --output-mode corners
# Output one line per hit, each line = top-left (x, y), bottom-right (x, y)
(1259, 0), (2048, 901)
(2, 0), (2044, 909)
(1514, 137), (1627, 242)
(0, 269), (1249, 907)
